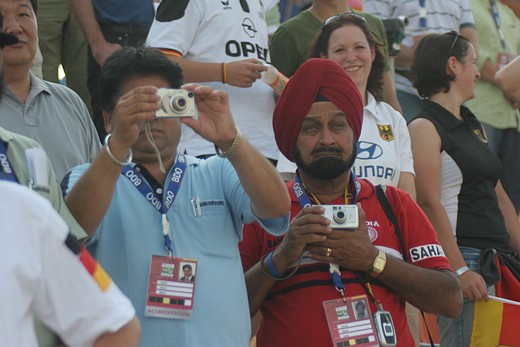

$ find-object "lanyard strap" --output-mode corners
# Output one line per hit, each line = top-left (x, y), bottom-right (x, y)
(418, 0), (427, 28)
(293, 171), (361, 299)
(355, 273), (385, 312)
(293, 171), (360, 207)
(122, 154), (187, 257)
(490, 0), (509, 52)
(0, 141), (19, 183)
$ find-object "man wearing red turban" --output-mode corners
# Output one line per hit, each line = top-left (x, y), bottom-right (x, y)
(239, 59), (462, 347)
(273, 58), (364, 162)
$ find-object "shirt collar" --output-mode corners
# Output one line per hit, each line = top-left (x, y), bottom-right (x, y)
(3, 72), (52, 105)
(29, 72), (52, 96)
(363, 92), (382, 121)
(0, 126), (15, 143)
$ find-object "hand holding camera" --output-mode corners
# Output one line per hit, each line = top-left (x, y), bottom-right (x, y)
(305, 203), (381, 272)
(175, 84), (238, 151)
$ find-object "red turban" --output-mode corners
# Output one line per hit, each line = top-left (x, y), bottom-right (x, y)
(272, 58), (364, 162)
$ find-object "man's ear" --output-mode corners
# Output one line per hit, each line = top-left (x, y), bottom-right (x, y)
(103, 110), (113, 134)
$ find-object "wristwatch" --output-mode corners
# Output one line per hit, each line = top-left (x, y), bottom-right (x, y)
(370, 249), (387, 278)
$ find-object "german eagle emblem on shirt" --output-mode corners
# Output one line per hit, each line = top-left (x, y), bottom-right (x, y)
(377, 124), (394, 142)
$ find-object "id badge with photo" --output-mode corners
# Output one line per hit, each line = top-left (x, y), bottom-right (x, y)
(323, 294), (379, 347)
(145, 255), (198, 320)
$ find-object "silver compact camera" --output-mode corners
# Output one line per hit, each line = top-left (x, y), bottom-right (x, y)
(156, 89), (197, 118)
(322, 205), (359, 229)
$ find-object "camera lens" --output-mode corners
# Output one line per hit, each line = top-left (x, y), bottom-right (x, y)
(171, 96), (188, 112)
(333, 210), (347, 224)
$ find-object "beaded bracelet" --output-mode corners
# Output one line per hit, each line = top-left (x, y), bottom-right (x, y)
(104, 134), (133, 166)
(216, 127), (241, 158)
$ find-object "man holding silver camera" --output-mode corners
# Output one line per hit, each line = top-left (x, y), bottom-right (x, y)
(239, 59), (462, 347)
(62, 46), (290, 347)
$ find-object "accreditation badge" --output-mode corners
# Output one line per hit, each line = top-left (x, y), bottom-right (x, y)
(145, 255), (198, 320)
(322, 294), (379, 347)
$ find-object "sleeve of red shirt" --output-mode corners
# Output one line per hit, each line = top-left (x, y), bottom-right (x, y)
(240, 221), (266, 272)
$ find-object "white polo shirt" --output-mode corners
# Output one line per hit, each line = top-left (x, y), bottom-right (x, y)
(0, 182), (135, 347)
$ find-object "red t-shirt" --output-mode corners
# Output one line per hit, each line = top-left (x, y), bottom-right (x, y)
(240, 179), (451, 347)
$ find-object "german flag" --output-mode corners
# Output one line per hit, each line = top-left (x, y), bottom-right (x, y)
(470, 296), (520, 347)
(65, 232), (112, 292)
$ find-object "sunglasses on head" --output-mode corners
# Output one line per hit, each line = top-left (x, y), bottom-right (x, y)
(448, 30), (460, 55)
(323, 12), (367, 27)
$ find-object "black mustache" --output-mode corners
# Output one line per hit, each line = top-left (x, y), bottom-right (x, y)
(311, 147), (343, 155)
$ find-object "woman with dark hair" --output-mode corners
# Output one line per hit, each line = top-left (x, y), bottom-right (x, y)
(408, 32), (520, 346)
(311, 14), (415, 198)
(276, 13), (416, 197)
(311, 13), (386, 102)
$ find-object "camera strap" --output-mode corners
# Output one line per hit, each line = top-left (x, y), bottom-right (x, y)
(121, 153), (187, 257)
(355, 273), (385, 312)
(375, 184), (436, 347)
(375, 185), (407, 261)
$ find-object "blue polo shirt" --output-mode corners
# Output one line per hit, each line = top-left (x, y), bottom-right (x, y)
(64, 155), (289, 346)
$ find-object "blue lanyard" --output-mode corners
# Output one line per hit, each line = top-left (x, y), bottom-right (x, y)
(418, 0), (427, 28)
(0, 141), (19, 183)
(490, 0), (508, 51)
(293, 171), (361, 299)
(122, 154), (187, 256)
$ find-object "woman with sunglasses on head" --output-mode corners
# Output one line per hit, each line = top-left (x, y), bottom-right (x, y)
(408, 32), (520, 346)
(311, 14), (416, 200)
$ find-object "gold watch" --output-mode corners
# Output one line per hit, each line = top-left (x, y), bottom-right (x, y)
(370, 249), (387, 278)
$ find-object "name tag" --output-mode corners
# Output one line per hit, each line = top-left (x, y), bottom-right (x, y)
(145, 255), (198, 320)
(323, 295), (379, 346)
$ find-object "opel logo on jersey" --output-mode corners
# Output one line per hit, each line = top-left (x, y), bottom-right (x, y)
(242, 18), (257, 38)
(356, 141), (383, 160)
